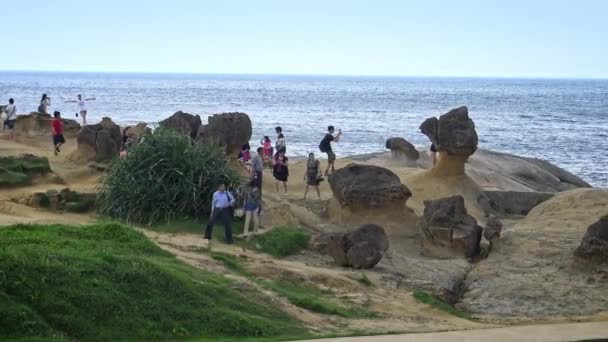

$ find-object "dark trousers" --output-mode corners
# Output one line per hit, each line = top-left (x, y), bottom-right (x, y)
(204, 207), (233, 243)
(254, 170), (263, 214)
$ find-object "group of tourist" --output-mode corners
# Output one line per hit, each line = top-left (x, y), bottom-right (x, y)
(206, 124), (343, 245)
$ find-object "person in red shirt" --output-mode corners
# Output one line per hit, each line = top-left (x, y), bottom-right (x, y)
(51, 111), (66, 155)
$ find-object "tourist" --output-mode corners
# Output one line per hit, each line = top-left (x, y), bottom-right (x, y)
(260, 136), (273, 166)
(65, 94), (96, 126)
(272, 150), (289, 194)
(51, 111), (65, 155)
(38, 94), (51, 114)
(304, 153), (322, 199)
(239, 143), (252, 172)
(204, 182), (235, 245)
(242, 182), (261, 238)
(319, 125), (342, 176)
(251, 147), (264, 191)
(121, 126), (133, 150)
(275, 126), (286, 154)
(4, 98), (17, 140)
(430, 143), (437, 166)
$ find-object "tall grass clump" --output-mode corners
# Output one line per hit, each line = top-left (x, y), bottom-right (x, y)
(97, 128), (240, 224)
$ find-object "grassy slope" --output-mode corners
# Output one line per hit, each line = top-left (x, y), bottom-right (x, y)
(0, 156), (51, 187)
(0, 223), (306, 341)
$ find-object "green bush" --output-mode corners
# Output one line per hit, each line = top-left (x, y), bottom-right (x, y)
(0, 223), (305, 340)
(96, 128), (240, 224)
(250, 227), (311, 257)
(0, 156), (50, 187)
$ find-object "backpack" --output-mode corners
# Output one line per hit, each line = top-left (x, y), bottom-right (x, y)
(319, 136), (330, 153)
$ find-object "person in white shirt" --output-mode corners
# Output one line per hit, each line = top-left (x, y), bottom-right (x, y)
(65, 94), (96, 125)
(203, 182), (236, 245)
(4, 98), (17, 140)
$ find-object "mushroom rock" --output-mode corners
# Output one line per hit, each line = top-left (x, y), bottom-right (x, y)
(419, 106), (478, 176)
(385, 137), (419, 165)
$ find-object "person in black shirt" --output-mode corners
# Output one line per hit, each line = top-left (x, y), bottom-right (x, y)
(318, 125), (342, 176)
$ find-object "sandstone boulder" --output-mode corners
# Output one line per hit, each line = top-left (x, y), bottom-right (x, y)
(420, 195), (483, 258)
(324, 224), (389, 269)
(483, 190), (554, 215)
(159, 111), (202, 139)
(197, 112), (252, 156)
(385, 137), (419, 161)
(129, 122), (152, 140)
(15, 112), (81, 137)
(483, 213), (503, 243)
(329, 164), (411, 210)
(575, 215), (608, 262)
(75, 117), (122, 161)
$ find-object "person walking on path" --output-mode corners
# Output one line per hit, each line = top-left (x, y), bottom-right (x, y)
(275, 126), (286, 154)
(272, 150), (289, 194)
(319, 125), (342, 176)
(204, 182), (236, 245)
(4, 98), (17, 140)
(304, 153), (322, 200)
(38, 94), (51, 114)
(65, 94), (96, 125)
(242, 183), (261, 238)
(51, 111), (65, 155)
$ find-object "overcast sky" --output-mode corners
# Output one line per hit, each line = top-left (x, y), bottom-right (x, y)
(3, 0), (608, 78)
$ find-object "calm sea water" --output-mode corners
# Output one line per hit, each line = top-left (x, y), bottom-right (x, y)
(1, 72), (606, 187)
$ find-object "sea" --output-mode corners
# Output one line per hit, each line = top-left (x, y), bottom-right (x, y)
(1, 71), (606, 187)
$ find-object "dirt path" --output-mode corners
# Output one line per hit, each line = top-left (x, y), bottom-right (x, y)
(301, 321), (608, 342)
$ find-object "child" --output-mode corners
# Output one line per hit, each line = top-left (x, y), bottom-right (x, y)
(51, 111), (65, 155)
(261, 136), (272, 166)
(243, 182), (261, 238)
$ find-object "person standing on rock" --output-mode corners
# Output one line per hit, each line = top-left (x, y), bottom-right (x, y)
(272, 150), (289, 194)
(275, 126), (286, 154)
(38, 94), (51, 114)
(319, 125), (341, 176)
(4, 98), (17, 140)
(204, 182), (235, 245)
(304, 153), (322, 200)
(51, 111), (65, 155)
(65, 94), (96, 126)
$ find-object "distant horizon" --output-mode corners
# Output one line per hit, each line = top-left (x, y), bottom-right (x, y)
(2, 69), (608, 81)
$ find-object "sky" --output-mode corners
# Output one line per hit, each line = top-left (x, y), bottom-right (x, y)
(3, 0), (608, 78)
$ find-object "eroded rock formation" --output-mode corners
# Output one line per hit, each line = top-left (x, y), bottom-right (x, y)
(575, 215), (608, 262)
(159, 111), (202, 139)
(319, 224), (389, 269)
(74, 117), (122, 162)
(197, 112), (252, 156)
(419, 106), (478, 176)
(15, 112), (81, 137)
(385, 137), (419, 164)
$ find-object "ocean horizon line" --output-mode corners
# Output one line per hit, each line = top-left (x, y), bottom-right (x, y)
(2, 69), (607, 82)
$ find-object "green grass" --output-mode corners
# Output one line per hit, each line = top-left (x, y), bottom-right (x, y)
(210, 252), (247, 273)
(0, 223), (307, 341)
(355, 273), (373, 287)
(413, 290), (472, 320)
(0, 156), (50, 187)
(242, 227), (310, 257)
(260, 280), (374, 319)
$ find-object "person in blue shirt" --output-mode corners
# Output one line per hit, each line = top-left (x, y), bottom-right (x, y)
(204, 182), (235, 244)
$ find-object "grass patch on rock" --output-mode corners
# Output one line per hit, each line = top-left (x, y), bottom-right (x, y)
(0, 155), (50, 187)
(241, 227), (310, 257)
(413, 290), (472, 320)
(0, 223), (306, 341)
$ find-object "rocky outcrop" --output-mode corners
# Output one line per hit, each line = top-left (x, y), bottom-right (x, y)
(459, 188), (608, 318)
(15, 112), (81, 137)
(575, 215), (608, 262)
(329, 164), (411, 210)
(129, 122), (152, 140)
(420, 195), (483, 258)
(25, 188), (96, 213)
(419, 106), (478, 176)
(467, 149), (591, 192)
(484, 190), (554, 216)
(74, 117), (122, 162)
(385, 137), (419, 164)
(197, 112), (252, 156)
(159, 111), (202, 139)
(321, 224), (389, 269)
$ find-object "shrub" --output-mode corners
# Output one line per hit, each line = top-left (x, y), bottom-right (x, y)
(251, 227), (311, 257)
(0, 155), (50, 187)
(96, 128), (240, 224)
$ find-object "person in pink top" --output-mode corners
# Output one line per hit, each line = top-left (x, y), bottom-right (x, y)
(260, 136), (272, 167)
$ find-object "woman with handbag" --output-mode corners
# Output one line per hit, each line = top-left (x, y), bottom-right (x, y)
(304, 153), (322, 200)
(242, 182), (262, 238)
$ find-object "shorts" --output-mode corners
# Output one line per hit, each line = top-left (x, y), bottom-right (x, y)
(53, 134), (65, 145)
(4, 120), (15, 129)
(327, 150), (336, 163)
(430, 144), (437, 152)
